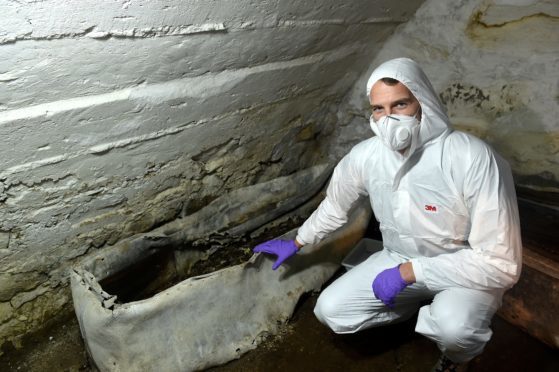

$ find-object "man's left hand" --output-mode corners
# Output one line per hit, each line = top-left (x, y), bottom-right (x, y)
(372, 265), (411, 308)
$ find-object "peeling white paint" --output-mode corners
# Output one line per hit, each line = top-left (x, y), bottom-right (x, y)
(85, 23), (227, 39)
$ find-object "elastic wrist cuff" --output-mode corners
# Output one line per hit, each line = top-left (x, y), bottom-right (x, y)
(410, 258), (425, 285)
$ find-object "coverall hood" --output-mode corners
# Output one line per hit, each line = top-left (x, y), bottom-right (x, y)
(366, 58), (452, 151)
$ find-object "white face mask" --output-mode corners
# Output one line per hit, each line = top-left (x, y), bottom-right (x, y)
(370, 112), (420, 151)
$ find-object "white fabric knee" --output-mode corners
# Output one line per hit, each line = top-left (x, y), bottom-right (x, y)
(415, 287), (503, 363)
(314, 249), (424, 334)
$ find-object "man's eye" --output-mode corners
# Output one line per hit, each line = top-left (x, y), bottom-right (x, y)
(395, 102), (407, 108)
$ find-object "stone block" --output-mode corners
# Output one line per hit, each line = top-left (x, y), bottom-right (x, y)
(0, 302), (13, 324)
(0, 273), (46, 302)
(0, 232), (9, 249)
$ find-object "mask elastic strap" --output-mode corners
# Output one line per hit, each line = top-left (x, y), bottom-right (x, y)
(412, 106), (421, 122)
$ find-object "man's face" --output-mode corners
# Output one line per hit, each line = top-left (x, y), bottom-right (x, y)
(369, 80), (421, 122)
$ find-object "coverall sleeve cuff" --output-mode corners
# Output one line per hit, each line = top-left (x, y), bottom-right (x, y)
(410, 258), (426, 285)
(295, 234), (309, 246)
(296, 225), (316, 246)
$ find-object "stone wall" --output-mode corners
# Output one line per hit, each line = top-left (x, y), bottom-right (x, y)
(0, 0), (425, 351)
(333, 0), (559, 201)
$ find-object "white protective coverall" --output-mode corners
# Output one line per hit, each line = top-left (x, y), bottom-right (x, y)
(296, 58), (522, 363)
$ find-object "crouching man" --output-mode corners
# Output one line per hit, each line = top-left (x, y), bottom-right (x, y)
(254, 58), (522, 371)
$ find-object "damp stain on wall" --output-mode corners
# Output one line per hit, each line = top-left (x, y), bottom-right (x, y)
(466, 2), (559, 50)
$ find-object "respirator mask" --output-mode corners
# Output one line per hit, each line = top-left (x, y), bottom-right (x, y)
(370, 110), (420, 151)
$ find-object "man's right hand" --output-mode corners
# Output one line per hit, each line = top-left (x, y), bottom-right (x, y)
(253, 239), (299, 270)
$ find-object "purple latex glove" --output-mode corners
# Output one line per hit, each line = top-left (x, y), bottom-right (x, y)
(372, 265), (410, 308)
(253, 239), (298, 270)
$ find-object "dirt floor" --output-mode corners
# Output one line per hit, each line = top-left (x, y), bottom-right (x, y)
(0, 310), (90, 372)
(210, 293), (559, 372)
(1, 274), (558, 372)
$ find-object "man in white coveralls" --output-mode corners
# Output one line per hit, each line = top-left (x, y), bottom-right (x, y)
(254, 58), (522, 371)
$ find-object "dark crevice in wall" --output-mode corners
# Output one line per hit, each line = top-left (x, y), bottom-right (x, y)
(470, 11), (559, 29)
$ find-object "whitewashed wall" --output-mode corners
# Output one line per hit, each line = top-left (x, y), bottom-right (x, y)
(0, 0), (425, 350)
(333, 0), (559, 198)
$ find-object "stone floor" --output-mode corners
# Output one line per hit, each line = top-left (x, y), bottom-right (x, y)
(1, 275), (558, 372)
